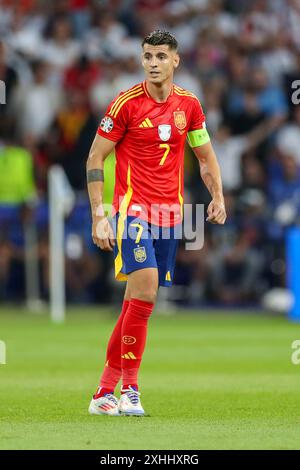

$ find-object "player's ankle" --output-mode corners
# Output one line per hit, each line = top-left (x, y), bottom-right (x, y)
(121, 384), (138, 393)
(94, 386), (115, 398)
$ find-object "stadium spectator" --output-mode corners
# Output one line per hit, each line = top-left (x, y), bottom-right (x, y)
(276, 106), (300, 166)
(0, 41), (18, 115)
(42, 15), (81, 83)
(84, 11), (128, 61)
(212, 115), (284, 192)
(208, 191), (265, 304)
(269, 154), (300, 232)
(10, 59), (62, 143)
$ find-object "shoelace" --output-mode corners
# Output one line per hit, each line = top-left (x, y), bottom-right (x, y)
(123, 390), (140, 406)
(104, 394), (118, 406)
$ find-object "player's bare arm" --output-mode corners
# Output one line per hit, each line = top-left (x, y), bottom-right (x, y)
(86, 134), (116, 251)
(193, 141), (226, 225)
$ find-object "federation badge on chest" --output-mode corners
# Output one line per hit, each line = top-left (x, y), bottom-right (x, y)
(173, 111), (186, 130)
(134, 246), (147, 263)
(158, 124), (171, 142)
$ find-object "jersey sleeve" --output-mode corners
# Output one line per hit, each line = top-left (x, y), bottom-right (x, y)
(97, 93), (128, 142)
(187, 98), (210, 148)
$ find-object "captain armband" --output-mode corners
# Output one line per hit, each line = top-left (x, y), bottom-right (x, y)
(187, 127), (210, 148)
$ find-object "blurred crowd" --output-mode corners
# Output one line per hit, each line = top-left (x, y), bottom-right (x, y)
(0, 0), (300, 306)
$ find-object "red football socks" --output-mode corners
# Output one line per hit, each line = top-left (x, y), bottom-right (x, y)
(99, 299), (129, 390)
(98, 364), (121, 391)
(98, 297), (154, 392)
(121, 298), (154, 387)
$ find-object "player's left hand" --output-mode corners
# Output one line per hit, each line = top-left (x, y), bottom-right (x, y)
(206, 198), (226, 225)
(92, 216), (115, 251)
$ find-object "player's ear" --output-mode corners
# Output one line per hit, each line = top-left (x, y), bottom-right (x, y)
(173, 53), (180, 69)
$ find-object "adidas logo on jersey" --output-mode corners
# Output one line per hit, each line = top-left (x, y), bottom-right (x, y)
(139, 118), (154, 128)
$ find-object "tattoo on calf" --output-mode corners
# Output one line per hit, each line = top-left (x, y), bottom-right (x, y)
(87, 169), (104, 183)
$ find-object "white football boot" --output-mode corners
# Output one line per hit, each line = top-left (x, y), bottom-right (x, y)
(89, 393), (120, 416)
(119, 386), (145, 416)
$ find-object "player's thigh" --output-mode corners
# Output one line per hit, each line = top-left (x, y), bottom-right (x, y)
(127, 268), (159, 304)
(124, 282), (130, 301)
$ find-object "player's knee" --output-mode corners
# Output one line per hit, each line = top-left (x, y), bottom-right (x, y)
(131, 287), (157, 305)
(142, 290), (157, 304)
(128, 268), (158, 304)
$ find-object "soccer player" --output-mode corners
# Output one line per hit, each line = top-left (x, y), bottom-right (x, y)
(87, 30), (226, 416)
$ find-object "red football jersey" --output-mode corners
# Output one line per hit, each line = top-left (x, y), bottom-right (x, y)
(97, 81), (207, 227)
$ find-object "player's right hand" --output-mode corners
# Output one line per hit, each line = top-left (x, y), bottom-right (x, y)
(92, 216), (115, 252)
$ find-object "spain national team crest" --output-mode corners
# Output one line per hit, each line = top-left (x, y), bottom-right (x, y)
(173, 111), (186, 130)
(134, 246), (147, 263)
(158, 124), (171, 142)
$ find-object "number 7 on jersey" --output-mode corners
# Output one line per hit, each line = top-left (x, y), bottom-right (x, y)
(159, 144), (170, 166)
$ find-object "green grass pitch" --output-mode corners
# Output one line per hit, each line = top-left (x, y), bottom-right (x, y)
(1, 306), (300, 450)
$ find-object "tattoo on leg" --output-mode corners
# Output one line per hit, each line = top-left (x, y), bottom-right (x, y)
(87, 169), (104, 183)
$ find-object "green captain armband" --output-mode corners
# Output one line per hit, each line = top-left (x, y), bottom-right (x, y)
(187, 128), (210, 148)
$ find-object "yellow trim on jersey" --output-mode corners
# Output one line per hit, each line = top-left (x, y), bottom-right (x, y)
(174, 87), (194, 94)
(110, 87), (143, 117)
(174, 85), (193, 93)
(110, 84), (142, 115)
(115, 165), (133, 281)
(111, 90), (144, 118)
(110, 88), (144, 118)
(174, 87), (199, 101)
(109, 84), (142, 116)
(175, 90), (199, 101)
(139, 118), (154, 128)
(174, 92), (199, 101)
(174, 92), (196, 99)
(142, 81), (150, 97)
(178, 166), (183, 218)
(165, 271), (171, 281)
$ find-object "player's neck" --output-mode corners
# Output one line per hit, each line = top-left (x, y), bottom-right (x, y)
(145, 80), (173, 103)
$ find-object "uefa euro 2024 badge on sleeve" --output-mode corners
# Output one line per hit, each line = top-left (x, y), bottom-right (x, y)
(100, 116), (114, 133)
